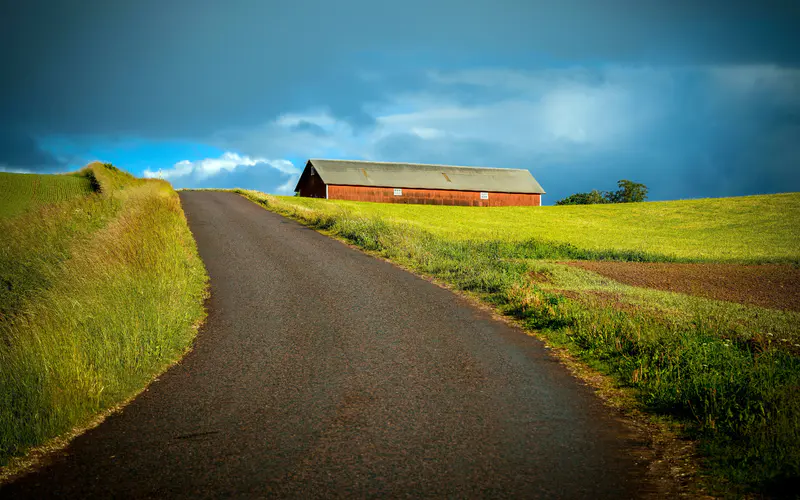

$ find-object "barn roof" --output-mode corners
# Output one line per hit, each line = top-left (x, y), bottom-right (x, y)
(301, 159), (545, 194)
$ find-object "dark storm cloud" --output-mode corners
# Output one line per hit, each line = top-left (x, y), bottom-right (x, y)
(2, 0), (798, 137)
(288, 121), (329, 137)
(372, 133), (508, 168)
(1, 0), (799, 190)
(366, 64), (800, 202)
(0, 127), (65, 171)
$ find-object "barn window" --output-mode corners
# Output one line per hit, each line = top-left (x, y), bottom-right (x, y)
(394, 188), (403, 196)
(480, 192), (489, 200)
(310, 167), (315, 176)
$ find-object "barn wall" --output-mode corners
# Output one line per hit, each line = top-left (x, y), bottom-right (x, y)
(326, 185), (541, 207)
(296, 167), (327, 198)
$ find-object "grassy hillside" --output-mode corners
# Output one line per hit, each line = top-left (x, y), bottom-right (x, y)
(284, 192), (800, 263)
(235, 189), (800, 497)
(0, 172), (96, 218)
(0, 163), (207, 469)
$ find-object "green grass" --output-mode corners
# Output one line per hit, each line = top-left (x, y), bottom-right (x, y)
(0, 163), (208, 467)
(0, 171), (95, 218)
(282, 192), (800, 263)
(235, 188), (800, 497)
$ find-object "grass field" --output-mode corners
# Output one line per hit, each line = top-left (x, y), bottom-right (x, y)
(0, 163), (207, 470)
(235, 189), (800, 497)
(0, 172), (95, 218)
(283, 192), (800, 263)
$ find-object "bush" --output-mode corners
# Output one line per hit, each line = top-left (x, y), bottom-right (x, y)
(555, 189), (609, 206)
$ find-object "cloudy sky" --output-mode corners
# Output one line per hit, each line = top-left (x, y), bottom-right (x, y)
(2, 0), (798, 203)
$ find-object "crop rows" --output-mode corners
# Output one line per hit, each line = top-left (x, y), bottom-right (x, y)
(0, 172), (94, 218)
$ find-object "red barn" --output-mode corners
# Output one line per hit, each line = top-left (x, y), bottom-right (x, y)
(294, 159), (545, 207)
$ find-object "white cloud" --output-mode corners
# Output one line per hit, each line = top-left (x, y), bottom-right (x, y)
(0, 165), (34, 174)
(410, 127), (447, 139)
(275, 177), (298, 194)
(212, 110), (364, 161)
(370, 76), (645, 156)
(143, 151), (298, 180)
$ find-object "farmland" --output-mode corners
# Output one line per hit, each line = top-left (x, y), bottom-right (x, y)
(282, 192), (800, 263)
(235, 188), (800, 497)
(0, 172), (95, 218)
(0, 164), (207, 473)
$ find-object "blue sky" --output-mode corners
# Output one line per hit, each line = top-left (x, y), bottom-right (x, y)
(1, 0), (798, 203)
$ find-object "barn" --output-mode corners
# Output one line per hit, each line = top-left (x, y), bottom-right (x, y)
(294, 159), (545, 207)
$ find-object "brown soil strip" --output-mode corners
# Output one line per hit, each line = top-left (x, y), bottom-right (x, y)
(528, 271), (551, 284)
(566, 261), (800, 312)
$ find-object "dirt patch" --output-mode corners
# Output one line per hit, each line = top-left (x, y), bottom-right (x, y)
(528, 270), (551, 284)
(566, 261), (800, 312)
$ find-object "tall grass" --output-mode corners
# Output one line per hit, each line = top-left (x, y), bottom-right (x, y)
(0, 191), (116, 321)
(236, 189), (800, 496)
(0, 164), (207, 466)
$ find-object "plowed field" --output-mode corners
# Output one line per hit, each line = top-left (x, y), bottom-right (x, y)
(567, 261), (800, 311)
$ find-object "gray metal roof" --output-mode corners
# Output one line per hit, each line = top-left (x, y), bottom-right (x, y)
(303, 159), (545, 194)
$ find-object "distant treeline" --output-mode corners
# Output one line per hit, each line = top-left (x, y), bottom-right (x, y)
(556, 179), (648, 205)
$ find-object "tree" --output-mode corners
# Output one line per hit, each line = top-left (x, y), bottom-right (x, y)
(607, 179), (648, 203)
(555, 180), (648, 205)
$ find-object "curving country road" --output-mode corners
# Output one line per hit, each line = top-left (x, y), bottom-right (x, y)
(3, 191), (655, 498)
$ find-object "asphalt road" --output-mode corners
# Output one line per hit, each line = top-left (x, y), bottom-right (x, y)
(3, 191), (655, 498)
